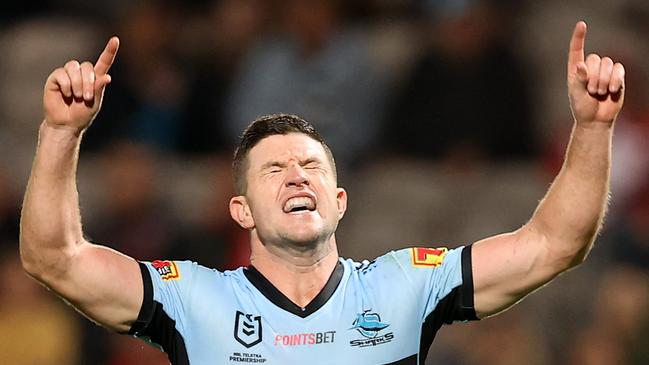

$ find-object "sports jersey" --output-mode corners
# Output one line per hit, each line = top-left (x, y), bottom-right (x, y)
(129, 245), (478, 364)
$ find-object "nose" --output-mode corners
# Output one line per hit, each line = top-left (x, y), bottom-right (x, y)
(285, 165), (309, 187)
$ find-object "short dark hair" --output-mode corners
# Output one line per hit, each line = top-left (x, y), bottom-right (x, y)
(232, 114), (336, 195)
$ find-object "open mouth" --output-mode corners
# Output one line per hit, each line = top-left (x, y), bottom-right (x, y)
(283, 196), (316, 213)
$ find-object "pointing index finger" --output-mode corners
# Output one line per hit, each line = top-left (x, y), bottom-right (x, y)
(568, 21), (587, 71)
(94, 36), (120, 76)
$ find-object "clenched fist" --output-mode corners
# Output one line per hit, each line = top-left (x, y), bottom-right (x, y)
(43, 37), (119, 135)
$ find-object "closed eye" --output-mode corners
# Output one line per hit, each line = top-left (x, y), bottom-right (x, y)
(261, 161), (285, 175)
(303, 160), (322, 170)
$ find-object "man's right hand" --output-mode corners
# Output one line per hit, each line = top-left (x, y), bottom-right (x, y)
(43, 37), (119, 135)
(23, 35), (144, 334)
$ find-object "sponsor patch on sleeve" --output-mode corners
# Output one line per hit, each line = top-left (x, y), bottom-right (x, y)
(151, 260), (181, 281)
(411, 247), (448, 268)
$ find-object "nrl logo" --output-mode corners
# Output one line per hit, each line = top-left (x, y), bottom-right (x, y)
(234, 311), (263, 348)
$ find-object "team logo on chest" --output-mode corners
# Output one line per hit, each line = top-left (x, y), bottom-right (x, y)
(349, 310), (394, 347)
(234, 311), (263, 348)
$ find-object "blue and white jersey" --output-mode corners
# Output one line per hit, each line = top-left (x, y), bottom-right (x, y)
(129, 245), (478, 364)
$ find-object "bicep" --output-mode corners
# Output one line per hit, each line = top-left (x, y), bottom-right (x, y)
(40, 242), (143, 333)
(472, 226), (560, 318)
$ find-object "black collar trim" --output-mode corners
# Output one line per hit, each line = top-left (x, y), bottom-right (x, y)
(243, 261), (344, 318)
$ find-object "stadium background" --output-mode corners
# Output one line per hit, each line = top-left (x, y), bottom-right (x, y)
(0, 0), (647, 364)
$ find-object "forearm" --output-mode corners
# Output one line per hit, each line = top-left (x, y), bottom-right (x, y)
(20, 122), (86, 277)
(529, 121), (612, 265)
(471, 23), (624, 317)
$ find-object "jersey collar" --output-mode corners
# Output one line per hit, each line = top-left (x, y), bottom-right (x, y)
(243, 260), (344, 318)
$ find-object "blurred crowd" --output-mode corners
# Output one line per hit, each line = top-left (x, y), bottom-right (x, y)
(0, 0), (647, 364)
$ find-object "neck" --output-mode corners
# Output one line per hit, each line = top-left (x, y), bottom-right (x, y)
(249, 234), (340, 308)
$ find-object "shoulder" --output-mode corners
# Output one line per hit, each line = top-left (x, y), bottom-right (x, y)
(346, 246), (462, 272)
(141, 260), (246, 288)
(343, 246), (466, 290)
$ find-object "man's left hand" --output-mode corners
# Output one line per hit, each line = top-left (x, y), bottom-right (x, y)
(567, 21), (625, 126)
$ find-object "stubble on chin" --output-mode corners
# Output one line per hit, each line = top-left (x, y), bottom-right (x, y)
(260, 224), (334, 257)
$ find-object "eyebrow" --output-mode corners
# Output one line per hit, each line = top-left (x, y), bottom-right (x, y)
(259, 158), (323, 172)
(260, 161), (286, 171)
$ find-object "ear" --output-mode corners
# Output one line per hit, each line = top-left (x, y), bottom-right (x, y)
(335, 187), (347, 220)
(229, 195), (255, 229)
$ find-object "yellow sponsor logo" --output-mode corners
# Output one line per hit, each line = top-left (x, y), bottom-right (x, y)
(411, 247), (448, 268)
(151, 260), (181, 281)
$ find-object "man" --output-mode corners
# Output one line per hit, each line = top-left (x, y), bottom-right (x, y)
(20, 21), (624, 364)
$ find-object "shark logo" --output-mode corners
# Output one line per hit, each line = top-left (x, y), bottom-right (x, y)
(350, 310), (390, 339)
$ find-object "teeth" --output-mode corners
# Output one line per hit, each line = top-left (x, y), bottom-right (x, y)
(283, 197), (315, 213)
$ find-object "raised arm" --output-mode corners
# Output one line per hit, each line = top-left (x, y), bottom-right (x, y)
(20, 37), (143, 333)
(470, 22), (625, 318)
